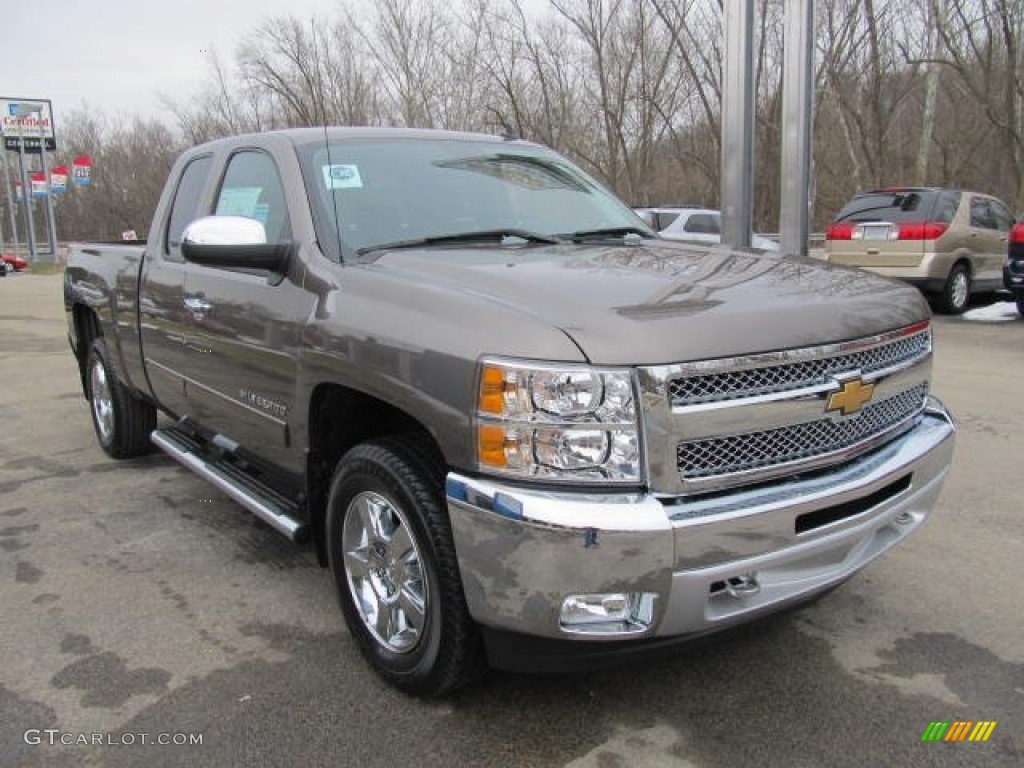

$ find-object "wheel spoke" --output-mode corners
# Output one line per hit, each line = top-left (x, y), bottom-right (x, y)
(388, 523), (415, 561)
(343, 547), (372, 581)
(398, 584), (425, 630)
(355, 495), (381, 540)
(374, 600), (396, 641)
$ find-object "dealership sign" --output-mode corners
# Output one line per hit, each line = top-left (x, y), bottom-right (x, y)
(30, 171), (47, 198)
(51, 165), (68, 193)
(0, 97), (57, 152)
(72, 155), (92, 186)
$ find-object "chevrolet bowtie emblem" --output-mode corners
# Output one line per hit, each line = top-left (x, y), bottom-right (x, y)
(826, 377), (875, 416)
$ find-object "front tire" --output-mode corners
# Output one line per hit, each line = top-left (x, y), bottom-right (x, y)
(326, 435), (482, 696)
(1016, 296), (1024, 318)
(939, 263), (971, 315)
(85, 338), (156, 458)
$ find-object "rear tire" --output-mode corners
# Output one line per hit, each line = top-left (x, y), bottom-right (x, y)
(939, 264), (971, 315)
(326, 435), (482, 696)
(1016, 296), (1024, 318)
(86, 338), (156, 459)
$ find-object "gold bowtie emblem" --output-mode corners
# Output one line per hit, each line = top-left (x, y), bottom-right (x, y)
(826, 378), (875, 416)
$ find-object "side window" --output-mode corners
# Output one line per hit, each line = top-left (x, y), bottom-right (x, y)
(165, 155), (213, 262)
(969, 197), (996, 230)
(932, 191), (959, 225)
(684, 213), (720, 235)
(215, 151), (291, 244)
(655, 211), (680, 230)
(989, 200), (1014, 232)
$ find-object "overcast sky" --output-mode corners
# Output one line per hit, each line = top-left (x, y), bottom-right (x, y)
(0, 0), (354, 132)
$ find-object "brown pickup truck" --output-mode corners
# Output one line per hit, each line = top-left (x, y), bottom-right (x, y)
(65, 127), (956, 695)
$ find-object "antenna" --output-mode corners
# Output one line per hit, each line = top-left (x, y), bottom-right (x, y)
(322, 124), (345, 264)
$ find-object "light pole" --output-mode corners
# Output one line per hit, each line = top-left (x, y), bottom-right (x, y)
(12, 102), (57, 262)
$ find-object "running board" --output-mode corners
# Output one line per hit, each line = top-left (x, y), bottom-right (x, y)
(151, 428), (307, 542)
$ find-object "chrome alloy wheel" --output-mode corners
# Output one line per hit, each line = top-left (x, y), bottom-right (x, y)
(950, 270), (969, 310)
(89, 358), (114, 444)
(342, 491), (428, 654)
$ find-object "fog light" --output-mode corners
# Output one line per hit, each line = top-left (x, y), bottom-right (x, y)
(559, 592), (656, 635)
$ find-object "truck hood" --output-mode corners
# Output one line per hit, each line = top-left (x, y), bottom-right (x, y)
(364, 240), (930, 365)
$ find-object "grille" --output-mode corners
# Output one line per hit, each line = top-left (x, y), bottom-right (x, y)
(670, 331), (930, 407)
(677, 384), (928, 480)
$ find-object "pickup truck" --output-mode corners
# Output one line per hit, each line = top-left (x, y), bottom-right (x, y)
(65, 127), (956, 695)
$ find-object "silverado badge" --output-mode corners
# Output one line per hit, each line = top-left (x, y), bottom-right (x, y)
(826, 376), (875, 417)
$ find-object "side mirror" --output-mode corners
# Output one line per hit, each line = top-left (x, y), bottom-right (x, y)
(181, 216), (291, 274)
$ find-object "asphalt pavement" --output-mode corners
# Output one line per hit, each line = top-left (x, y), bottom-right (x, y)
(1, 272), (1021, 767)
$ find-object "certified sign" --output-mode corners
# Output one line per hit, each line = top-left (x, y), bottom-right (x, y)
(0, 97), (56, 152)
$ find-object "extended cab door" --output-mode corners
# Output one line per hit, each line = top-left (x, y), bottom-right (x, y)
(138, 154), (214, 418)
(181, 147), (314, 473)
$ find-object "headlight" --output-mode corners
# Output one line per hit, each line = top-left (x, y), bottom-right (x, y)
(475, 358), (642, 484)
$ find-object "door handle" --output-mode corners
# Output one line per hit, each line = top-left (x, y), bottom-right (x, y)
(183, 296), (212, 317)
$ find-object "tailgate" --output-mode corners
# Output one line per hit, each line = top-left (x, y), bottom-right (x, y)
(827, 222), (925, 268)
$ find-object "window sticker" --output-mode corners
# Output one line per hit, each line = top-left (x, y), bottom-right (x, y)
(323, 164), (363, 190)
(217, 186), (262, 217)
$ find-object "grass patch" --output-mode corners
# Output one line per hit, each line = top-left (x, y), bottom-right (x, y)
(25, 263), (65, 275)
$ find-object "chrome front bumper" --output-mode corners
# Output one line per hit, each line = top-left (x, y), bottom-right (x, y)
(446, 397), (955, 642)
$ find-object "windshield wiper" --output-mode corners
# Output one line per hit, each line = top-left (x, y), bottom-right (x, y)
(358, 229), (562, 255)
(560, 226), (652, 243)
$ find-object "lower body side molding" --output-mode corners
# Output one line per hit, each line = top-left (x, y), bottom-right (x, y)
(151, 427), (308, 542)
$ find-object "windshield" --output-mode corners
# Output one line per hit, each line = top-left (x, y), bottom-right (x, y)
(297, 138), (650, 258)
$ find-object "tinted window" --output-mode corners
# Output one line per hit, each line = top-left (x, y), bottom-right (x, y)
(215, 151), (291, 244)
(835, 190), (939, 223)
(165, 155), (212, 262)
(683, 213), (720, 234)
(970, 197), (997, 229)
(932, 191), (960, 224)
(655, 211), (680, 230)
(989, 199), (1014, 231)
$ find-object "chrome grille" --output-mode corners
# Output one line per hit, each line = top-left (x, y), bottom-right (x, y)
(677, 384), (928, 480)
(670, 330), (930, 407)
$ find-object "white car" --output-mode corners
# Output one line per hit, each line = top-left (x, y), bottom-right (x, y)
(635, 206), (780, 251)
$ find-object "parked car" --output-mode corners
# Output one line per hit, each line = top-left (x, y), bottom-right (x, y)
(1003, 216), (1024, 317)
(2, 253), (28, 271)
(825, 187), (1014, 314)
(634, 206), (780, 251)
(65, 128), (954, 695)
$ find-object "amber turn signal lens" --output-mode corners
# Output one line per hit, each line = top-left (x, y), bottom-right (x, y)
(478, 365), (507, 415)
(477, 424), (507, 467)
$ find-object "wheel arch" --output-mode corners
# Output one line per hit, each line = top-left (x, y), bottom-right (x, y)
(72, 304), (103, 397)
(306, 382), (446, 566)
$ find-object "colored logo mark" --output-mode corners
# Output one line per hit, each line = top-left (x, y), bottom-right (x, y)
(920, 721), (997, 742)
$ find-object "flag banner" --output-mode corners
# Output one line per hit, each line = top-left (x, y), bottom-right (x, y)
(72, 155), (92, 187)
(30, 171), (47, 198)
(51, 165), (68, 193)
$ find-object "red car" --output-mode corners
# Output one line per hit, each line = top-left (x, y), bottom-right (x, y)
(2, 253), (27, 271)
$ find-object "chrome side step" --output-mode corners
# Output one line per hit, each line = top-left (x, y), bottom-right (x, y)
(152, 428), (307, 541)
